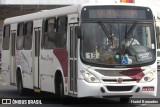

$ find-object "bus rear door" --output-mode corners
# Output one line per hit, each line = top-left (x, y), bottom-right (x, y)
(33, 20), (42, 92)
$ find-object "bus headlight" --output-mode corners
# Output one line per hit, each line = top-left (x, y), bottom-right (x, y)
(142, 71), (155, 82)
(80, 70), (100, 83)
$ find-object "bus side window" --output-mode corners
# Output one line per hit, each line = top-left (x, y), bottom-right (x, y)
(2, 25), (10, 50)
(42, 18), (56, 49)
(16, 22), (24, 50)
(24, 21), (33, 50)
(55, 16), (67, 49)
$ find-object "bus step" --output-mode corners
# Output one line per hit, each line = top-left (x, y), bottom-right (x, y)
(34, 88), (41, 93)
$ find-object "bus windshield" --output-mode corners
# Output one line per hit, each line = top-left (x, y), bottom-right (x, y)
(81, 22), (155, 66)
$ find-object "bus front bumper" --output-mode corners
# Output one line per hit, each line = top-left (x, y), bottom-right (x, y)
(77, 79), (157, 98)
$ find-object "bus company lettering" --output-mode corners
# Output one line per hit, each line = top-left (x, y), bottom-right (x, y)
(41, 54), (53, 62)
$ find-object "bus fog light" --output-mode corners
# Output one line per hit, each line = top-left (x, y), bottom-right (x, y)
(100, 87), (105, 93)
(90, 77), (96, 82)
(144, 76), (150, 81)
(80, 70), (100, 83)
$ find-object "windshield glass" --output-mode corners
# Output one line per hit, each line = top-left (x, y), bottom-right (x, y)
(81, 22), (155, 66)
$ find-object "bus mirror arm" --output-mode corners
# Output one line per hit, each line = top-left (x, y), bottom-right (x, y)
(75, 26), (82, 39)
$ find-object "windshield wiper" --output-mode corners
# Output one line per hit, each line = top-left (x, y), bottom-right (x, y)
(125, 21), (138, 38)
(98, 21), (112, 38)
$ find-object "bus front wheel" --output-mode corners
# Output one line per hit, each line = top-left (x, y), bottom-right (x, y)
(55, 73), (69, 104)
(56, 76), (64, 98)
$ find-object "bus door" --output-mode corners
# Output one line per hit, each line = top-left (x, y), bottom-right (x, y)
(10, 30), (16, 84)
(2, 26), (16, 85)
(33, 28), (41, 92)
(69, 24), (78, 94)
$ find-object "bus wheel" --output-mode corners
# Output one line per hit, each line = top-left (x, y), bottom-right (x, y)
(120, 97), (130, 103)
(57, 76), (65, 99)
(55, 72), (64, 97)
(59, 78), (64, 98)
(59, 77), (70, 104)
(55, 74), (69, 104)
(17, 73), (25, 96)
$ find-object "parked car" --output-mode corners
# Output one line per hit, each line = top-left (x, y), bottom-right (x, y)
(157, 49), (160, 71)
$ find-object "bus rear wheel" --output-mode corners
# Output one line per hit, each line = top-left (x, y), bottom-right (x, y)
(17, 73), (25, 96)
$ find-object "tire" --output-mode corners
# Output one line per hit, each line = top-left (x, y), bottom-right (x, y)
(56, 75), (69, 104)
(17, 73), (25, 96)
(120, 97), (130, 103)
(59, 80), (64, 98)
(60, 80), (70, 104)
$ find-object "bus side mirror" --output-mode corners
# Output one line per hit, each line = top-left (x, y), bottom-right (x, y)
(75, 26), (82, 39)
(156, 26), (160, 37)
(156, 26), (160, 49)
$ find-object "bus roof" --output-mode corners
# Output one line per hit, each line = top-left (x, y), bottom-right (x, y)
(4, 4), (79, 25)
(4, 3), (153, 25)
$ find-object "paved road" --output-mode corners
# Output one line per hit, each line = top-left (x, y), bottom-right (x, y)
(0, 73), (160, 107)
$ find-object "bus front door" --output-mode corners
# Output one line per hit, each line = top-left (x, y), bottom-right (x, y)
(69, 24), (78, 95)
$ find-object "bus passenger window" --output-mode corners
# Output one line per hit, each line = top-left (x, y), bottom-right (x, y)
(42, 18), (56, 49)
(16, 22), (24, 50)
(24, 21), (33, 50)
(2, 25), (10, 50)
(55, 16), (67, 49)
(57, 16), (67, 32)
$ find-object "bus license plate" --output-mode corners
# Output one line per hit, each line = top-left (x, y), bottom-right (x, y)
(142, 87), (154, 91)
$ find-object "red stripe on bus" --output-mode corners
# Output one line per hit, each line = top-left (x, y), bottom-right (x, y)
(53, 49), (68, 77)
(120, 67), (144, 83)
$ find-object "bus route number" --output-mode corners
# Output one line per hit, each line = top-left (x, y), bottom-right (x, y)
(86, 53), (99, 59)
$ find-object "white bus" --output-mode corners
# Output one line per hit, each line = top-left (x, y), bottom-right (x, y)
(1, 3), (158, 103)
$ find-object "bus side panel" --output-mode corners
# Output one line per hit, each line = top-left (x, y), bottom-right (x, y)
(18, 50), (33, 89)
(2, 50), (10, 84)
(40, 50), (56, 93)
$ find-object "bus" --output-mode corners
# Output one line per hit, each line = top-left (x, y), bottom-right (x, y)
(1, 3), (158, 103)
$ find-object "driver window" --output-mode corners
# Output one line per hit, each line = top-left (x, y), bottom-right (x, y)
(82, 23), (96, 53)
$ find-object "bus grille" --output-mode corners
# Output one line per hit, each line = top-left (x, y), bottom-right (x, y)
(96, 69), (144, 77)
(102, 79), (137, 82)
(106, 86), (133, 91)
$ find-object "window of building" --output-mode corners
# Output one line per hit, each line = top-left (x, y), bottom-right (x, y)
(2, 25), (10, 50)
(24, 21), (33, 50)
